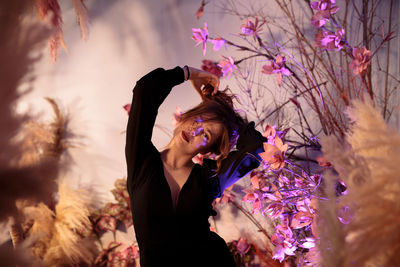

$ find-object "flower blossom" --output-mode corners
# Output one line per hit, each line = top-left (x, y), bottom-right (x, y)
(271, 219), (297, 262)
(242, 188), (263, 214)
(96, 215), (117, 232)
(290, 204), (315, 230)
(310, 0), (339, 28)
(240, 17), (264, 39)
(210, 37), (226, 51)
(261, 55), (291, 86)
(110, 244), (140, 266)
(350, 46), (371, 75)
(258, 124), (288, 170)
(171, 106), (183, 127)
(201, 60), (222, 77)
(215, 184), (236, 204)
(192, 23), (209, 55)
(232, 237), (251, 256)
(196, 0), (206, 19)
(218, 56), (236, 77)
(123, 104), (131, 114)
(264, 193), (285, 219)
(314, 28), (345, 51)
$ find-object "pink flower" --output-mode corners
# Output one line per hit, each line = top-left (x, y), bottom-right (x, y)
(263, 187), (285, 219)
(290, 210), (314, 229)
(196, 0), (207, 19)
(240, 17), (264, 39)
(192, 23), (209, 56)
(218, 56), (236, 77)
(201, 60), (222, 77)
(103, 203), (123, 217)
(258, 134), (288, 170)
(250, 173), (260, 190)
(96, 215), (117, 232)
(234, 237), (251, 256)
(120, 244), (140, 259)
(299, 237), (316, 249)
(350, 46), (371, 75)
(271, 221), (297, 262)
(123, 104), (131, 114)
(171, 106), (183, 127)
(314, 28), (345, 51)
(242, 189), (263, 214)
(215, 185), (236, 204)
(210, 38), (226, 51)
(265, 201), (284, 219)
(261, 55), (291, 86)
(262, 124), (277, 145)
(316, 155), (332, 167)
(310, 0), (339, 28)
(192, 153), (205, 165)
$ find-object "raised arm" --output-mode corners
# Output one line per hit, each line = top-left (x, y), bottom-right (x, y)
(125, 67), (184, 179)
(209, 122), (266, 198)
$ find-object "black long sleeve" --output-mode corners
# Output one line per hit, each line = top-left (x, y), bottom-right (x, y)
(125, 67), (184, 187)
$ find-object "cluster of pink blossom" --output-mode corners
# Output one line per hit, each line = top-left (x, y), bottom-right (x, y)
(95, 241), (139, 266)
(190, 9), (367, 264)
(91, 178), (138, 266)
(94, 178), (133, 233)
(310, 0), (371, 74)
(209, 123), (322, 263)
(192, 19), (293, 85)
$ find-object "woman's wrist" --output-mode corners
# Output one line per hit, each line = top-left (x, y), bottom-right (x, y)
(182, 65), (191, 81)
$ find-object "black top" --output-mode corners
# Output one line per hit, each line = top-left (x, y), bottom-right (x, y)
(125, 67), (265, 267)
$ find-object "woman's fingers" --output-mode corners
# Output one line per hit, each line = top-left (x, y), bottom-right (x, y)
(209, 75), (219, 95)
(187, 66), (220, 96)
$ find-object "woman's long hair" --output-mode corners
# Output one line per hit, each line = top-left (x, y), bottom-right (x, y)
(176, 84), (246, 170)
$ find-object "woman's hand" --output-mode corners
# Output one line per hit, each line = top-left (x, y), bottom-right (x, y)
(187, 66), (219, 98)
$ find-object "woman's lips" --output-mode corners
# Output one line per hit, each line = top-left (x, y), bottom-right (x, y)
(181, 131), (189, 143)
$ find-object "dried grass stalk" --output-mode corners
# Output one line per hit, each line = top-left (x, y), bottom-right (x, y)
(72, 0), (90, 41)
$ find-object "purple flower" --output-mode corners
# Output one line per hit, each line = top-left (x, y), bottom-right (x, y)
(218, 56), (236, 77)
(315, 28), (345, 51)
(210, 37), (226, 51)
(240, 17), (264, 39)
(271, 220), (297, 262)
(261, 55), (291, 86)
(192, 23), (209, 56)
(310, 0), (339, 28)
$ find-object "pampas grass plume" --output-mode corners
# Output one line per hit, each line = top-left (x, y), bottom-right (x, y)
(23, 182), (98, 266)
(319, 100), (400, 266)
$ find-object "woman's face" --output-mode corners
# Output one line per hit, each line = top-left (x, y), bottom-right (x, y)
(174, 117), (223, 155)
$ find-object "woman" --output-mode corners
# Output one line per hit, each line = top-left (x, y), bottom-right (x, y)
(125, 66), (265, 267)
